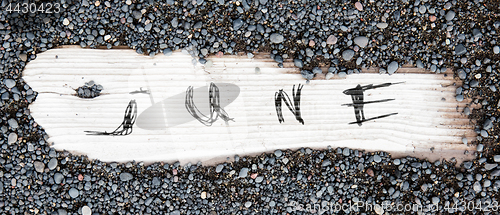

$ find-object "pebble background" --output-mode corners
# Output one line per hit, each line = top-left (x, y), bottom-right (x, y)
(1, 0), (500, 214)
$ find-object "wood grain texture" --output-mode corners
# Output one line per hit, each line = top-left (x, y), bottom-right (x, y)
(23, 47), (476, 165)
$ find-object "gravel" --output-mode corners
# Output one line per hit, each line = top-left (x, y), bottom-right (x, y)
(1, 0), (499, 214)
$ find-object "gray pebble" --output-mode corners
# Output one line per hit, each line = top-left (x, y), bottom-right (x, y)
(4, 79), (15, 89)
(69, 188), (79, 198)
(338, 72), (347, 78)
(456, 94), (464, 102)
(373, 155), (381, 163)
(48, 158), (58, 170)
(483, 119), (493, 130)
(34, 161), (45, 173)
(480, 130), (488, 137)
(54, 173), (64, 184)
(342, 49), (355, 61)
(377, 22), (388, 29)
(255, 176), (264, 183)
(473, 181), (482, 193)
(484, 163), (498, 171)
(233, 18), (244, 31)
(458, 69), (467, 79)
(7, 132), (17, 144)
(354, 36), (369, 48)
(270, 33), (284, 44)
(494, 46), (500, 54)
(387, 61), (399, 75)
(239, 168), (249, 178)
(245, 201), (252, 208)
(216, 164), (224, 173)
(120, 173), (134, 181)
(274, 150), (282, 157)
(445, 11), (455, 21)
(294, 59), (303, 68)
(493, 155), (500, 162)
(455, 44), (467, 55)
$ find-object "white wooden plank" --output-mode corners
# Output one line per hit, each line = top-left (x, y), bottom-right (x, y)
(23, 47), (476, 165)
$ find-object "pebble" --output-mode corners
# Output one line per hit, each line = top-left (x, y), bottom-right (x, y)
(81, 206), (92, 215)
(274, 150), (282, 157)
(325, 72), (334, 80)
(233, 19), (244, 31)
(387, 61), (399, 75)
(354, 36), (369, 48)
(342, 49), (355, 61)
(4, 79), (15, 88)
(69, 188), (79, 198)
(445, 11), (456, 21)
(245, 201), (252, 208)
(201, 191), (207, 199)
(294, 59), (304, 68)
(338, 72), (347, 78)
(34, 161), (45, 173)
(48, 158), (58, 170)
(484, 163), (498, 171)
(494, 46), (500, 54)
(63, 18), (70, 26)
(270, 33), (284, 44)
(120, 173), (134, 181)
(455, 44), (467, 55)
(326, 35), (337, 45)
(354, 2), (363, 11)
(216, 164), (224, 173)
(494, 155), (500, 162)
(239, 168), (249, 178)
(373, 155), (381, 163)
(7, 132), (17, 144)
(473, 181), (482, 193)
(377, 23), (388, 29)
(457, 69), (467, 79)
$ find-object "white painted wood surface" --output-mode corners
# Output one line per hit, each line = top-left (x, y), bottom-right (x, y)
(23, 47), (476, 165)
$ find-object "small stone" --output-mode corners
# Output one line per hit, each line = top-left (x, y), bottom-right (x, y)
(201, 192), (207, 199)
(274, 150), (282, 157)
(63, 18), (70, 26)
(326, 35), (338, 45)
(216, 164), (224, 173)
(104, 35), (111, 40)
(494, 46), (500, 54)
(309, 40), (315, 47)
(8, 133), (17, 144)
(325, 72), (334, 80)
(374, 204), (384, 215)
(294, 59), (304, 68)
(342, 49), (355, 61)
(457, 69), (467, 79)
(354, 2), (363, 11)
(373, 155), (381, 163)
(483, 119), (493, 130)
(455, 44), (467, 55)
(377, 23), (388, 29)
(270, 33), (284, 43)
(19, 54), (27, 61)
(48, 158), (58, 170)
(255, 67), (261, 74)
(338, 72), (347, 78)
(484, 163), (498, 171)
(34, 161), (45, 173)
(233, 18), (244, 30)
(473, 181), (482, 193)
(4, 79), (16, 89)
(69, 188), (79, 198)
(239, 168), (249, 178)
(462, 137), (468, 144)
(429, 15), (436, 22)
(481, 130), (488, 137)
(301, 70), (314, 80)
(312, 67), (322, 74)
(445, 11), (456, 21)
(245, 201), (252, 208)
(54, 173), (64, 183)
(494, 155), (500, 162)
(255, 176), (264, 183)
(120, 173), (133, 181)
(81, 206), (92, 215)
(387, 61), (399, 75)
(354, 36), (369, 48)
(456, 94), (464, 102)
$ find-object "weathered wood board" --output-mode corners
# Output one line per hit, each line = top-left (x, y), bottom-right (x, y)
(23, 47), (476, 165)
